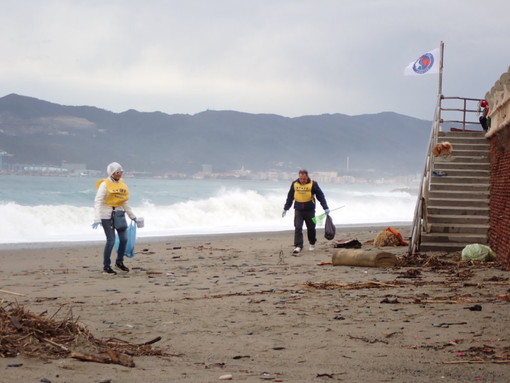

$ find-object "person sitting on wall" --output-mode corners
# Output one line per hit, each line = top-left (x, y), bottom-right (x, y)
(478, 100), (490, 132)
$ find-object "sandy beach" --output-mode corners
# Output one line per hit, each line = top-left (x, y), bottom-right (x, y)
(1, 225), (509, 383)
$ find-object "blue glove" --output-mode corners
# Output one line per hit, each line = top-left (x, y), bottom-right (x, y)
(282, 210), (287, 218)
(325, 209), (330, 215)
(92, 222), (101, 229)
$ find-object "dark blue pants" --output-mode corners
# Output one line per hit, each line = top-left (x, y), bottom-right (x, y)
(294, 210), (316, 248)
(101, 218), (127, 268)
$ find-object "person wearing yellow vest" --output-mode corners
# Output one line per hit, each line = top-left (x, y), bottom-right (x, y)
(282, 169), (329, 255)
(92, 162), (137, 275)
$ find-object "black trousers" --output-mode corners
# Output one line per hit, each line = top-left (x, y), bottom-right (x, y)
(294, 209), (316, 248)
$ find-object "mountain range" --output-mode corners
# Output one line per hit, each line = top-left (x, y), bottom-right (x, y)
(0, 93), (432, 176)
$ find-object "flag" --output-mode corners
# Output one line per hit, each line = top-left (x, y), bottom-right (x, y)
(404, 48), (440, 76)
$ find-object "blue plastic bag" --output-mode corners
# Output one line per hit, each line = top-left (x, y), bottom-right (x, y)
(125, 221), (137, 258)
(114, 221), (137, 258)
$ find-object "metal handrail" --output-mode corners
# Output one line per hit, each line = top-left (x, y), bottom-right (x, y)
(439, 96), (484, 131)
(408, 95), (441, 255)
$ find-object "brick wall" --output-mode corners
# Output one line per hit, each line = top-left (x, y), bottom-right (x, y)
(486, 66), (510, 270)
(488, 129), (510, 270)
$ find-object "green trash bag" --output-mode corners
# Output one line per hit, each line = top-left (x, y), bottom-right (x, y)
(461, 244), (496, 261)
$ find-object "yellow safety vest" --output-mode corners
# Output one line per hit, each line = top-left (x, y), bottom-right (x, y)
(294, 180), (314, 203)
(95, 178), (130, 207)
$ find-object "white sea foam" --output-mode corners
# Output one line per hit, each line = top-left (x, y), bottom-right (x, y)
(0, 183), (417, 244)
(0, 176), (419, 244)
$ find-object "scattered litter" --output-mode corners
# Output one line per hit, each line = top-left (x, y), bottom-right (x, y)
(464, 304), (482, 311)
(333, 239), (362, 249)
(461, 244), (497, 262)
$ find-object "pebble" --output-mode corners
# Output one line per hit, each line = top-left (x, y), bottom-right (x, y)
(99, 378), (112, 383)
(218, 374), (233, 380)
(40, 379), (51, 383)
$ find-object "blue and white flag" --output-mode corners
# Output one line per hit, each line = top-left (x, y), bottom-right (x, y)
(404, 48), (440, 76)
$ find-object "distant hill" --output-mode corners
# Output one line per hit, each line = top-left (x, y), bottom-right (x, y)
(0, 93), (432, 176)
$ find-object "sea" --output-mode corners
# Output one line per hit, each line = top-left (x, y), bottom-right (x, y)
(0, 175), (417, 246)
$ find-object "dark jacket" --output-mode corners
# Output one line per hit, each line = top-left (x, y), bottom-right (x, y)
(283, 178), (329, 212)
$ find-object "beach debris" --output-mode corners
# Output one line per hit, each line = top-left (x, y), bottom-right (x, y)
(0, 302), (175, 365)
(497, 294), (510, 301)
(332, 249), (397, 267)
(333, 239), (362, 249)
(442, 344), (510, 364)
(304, 280), (399, 290)
(277, 249), (285, 265)
(316, 261), (333, 266)
(0, 289), (26, 297)
(373, 227), (408, 247)
(397, 268), (422, 278)
(464, 304), (482, 311)
(461, 244), (497, 262)
(432, 322), (467, 328)
(218, 374), (233, 380)
(380, 297), (399, 304)
(232, 355), (250, 359)
(348, 335), (388, 344)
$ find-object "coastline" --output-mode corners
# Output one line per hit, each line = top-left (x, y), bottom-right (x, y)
(1, 224), (509, 382)
(0, 221), (411, 250)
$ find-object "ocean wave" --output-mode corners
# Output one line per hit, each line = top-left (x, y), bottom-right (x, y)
(0, 186), (416, 244)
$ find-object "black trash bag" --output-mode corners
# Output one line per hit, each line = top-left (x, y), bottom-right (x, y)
(324, 215), (336, 240)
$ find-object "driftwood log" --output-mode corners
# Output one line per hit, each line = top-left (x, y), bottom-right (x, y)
(332, 249), (397, 267)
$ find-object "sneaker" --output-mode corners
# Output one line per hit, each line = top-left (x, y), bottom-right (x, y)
(115, 262), (130, 272)
(103, 266), (117, 275)
(292, 247), (302, 255)
(309, 244), (316, 251)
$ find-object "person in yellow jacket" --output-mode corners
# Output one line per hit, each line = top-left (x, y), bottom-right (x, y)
(92, 162), (137, 275)
(282, 169), (329, 255)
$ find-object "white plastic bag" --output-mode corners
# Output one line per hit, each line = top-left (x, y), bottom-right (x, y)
(461, 244), (496, 262)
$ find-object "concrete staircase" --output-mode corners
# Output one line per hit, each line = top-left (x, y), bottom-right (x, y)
(420, 131), (490, 252)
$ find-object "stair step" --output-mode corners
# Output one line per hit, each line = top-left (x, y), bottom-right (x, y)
(431, 176), (489, 184)
(434, 156), (489, 164)
(427, 214), (489, 224)
(427, 223), (489, 235)
(421, 232), (488, 244)
(439, 132), (487, 139)
(430, 183), (489, 192)
(431, 169), (489, 177)
(435, 162), (489, 170)
(429, 190), (489, 199)
(428, 198), (489, 207)
(451, 146), (490, 153)
(427, 206), (489, 215)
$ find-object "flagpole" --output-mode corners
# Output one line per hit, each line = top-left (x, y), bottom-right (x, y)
(438, 41), (444, 97)
(436, 41), (444, 133)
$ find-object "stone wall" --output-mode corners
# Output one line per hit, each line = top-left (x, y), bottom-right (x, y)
(486, 66), (510, 270)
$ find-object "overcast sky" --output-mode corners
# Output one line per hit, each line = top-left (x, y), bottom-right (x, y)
(1, 0), (509, 120)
